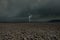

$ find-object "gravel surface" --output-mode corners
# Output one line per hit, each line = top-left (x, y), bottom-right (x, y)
(0, 23), (60, 40)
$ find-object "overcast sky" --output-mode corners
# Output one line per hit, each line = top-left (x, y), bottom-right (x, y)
(0, 0), (60, 22)
(0, 0), (60, 17)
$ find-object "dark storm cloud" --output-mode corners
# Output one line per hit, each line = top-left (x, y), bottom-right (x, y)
(0, 0), (60, 22)
(0, 0), (51, 17)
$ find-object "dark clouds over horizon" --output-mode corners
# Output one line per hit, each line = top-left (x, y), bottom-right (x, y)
(0, 0), (60, 22)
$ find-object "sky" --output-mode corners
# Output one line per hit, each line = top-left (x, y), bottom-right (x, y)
(0, 0), (60, 22)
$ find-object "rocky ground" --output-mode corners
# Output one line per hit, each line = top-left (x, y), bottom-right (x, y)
(0, 23), (60, 40)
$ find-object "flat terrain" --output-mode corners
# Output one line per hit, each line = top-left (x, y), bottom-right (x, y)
(0, 23), (60, 40)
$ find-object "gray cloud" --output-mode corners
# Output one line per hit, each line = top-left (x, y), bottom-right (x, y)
(0, 0), (60, 22)
(0, 0), (52, 17)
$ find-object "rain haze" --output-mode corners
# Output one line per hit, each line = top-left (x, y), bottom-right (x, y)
(0, 0), (60, 22)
